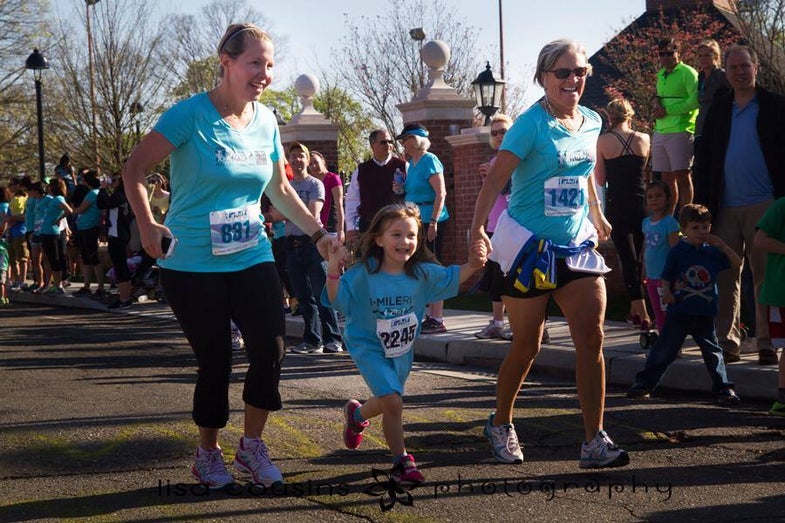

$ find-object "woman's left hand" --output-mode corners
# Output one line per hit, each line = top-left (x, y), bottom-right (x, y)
(427, 222), (437, 242)
(590, 208), (612, 241)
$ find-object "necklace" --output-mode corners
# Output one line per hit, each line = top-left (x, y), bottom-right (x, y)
(223, 103), (248, 120)
(543, 97), (582, 132)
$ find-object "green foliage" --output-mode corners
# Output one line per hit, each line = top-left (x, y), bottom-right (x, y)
(314, 86), (374, 175)
(598, 7), (737, 131)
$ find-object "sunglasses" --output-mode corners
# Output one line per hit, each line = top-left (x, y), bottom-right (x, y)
(376, 140), (395, 145)
(490, 129), (508, 137)
(546, 67), (589, 79)
(658, 51), (675, 57)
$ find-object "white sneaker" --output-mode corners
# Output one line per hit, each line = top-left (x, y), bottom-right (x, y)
(191, 447), (235, 489)
(474, 321), (505, 339)
(291, 342), (323, 354)
(324, 341), (343, 353)
(233, 437), (284, 486)
(579, 430), (630, 469)
(483, 412), (523, 463)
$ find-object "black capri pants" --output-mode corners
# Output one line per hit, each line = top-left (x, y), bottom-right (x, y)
(161, 262), (286, 428)
(77, 226), (101, 266)
(40, 234), (67, 274)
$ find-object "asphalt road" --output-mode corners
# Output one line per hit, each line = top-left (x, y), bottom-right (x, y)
(1, 303), (784, 522)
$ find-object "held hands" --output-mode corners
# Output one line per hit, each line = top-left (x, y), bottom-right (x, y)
(478, 162), (491, 178)
(316, 233), (341, 261)
(326, 243), (351, 276)
(661, 289), (675, 305)
(468, 239), (488, 269)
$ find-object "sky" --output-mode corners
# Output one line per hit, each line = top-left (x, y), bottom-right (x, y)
(230, 0), (647, 106)
(63, 0), (648, 107)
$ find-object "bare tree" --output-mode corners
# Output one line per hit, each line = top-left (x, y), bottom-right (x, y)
(334, 0), (486, 136)
(732, 0), (785, 94)
(167, 0), (285, 98)
(0, 0), (51, 177)
(48, 0), (170, 173)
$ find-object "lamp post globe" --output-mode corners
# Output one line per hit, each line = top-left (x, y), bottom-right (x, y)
(25, 49), (49, 182)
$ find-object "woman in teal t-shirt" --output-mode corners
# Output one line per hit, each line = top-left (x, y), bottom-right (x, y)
(470, 39), (628, 471)
(122, 23), (339, 490)
(397, 122), (450, 334)
(71, 170), (105, 297)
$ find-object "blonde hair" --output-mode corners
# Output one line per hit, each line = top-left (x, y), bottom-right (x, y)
(489, 113), (513, 146)
(697, 39), (721, 67)
(605, 98), (634, 126)
(217, 23), (272, 78)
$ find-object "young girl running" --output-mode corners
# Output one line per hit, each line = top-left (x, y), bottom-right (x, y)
(323, 203), (486, 485)
(641, 181), (681, 331)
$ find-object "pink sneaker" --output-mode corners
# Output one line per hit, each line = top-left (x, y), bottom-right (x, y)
(391, 454), (424, 486)
(343, 399), (369, 449)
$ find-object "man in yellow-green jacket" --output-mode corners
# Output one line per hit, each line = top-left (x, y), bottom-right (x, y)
(651, 38), (699, 215)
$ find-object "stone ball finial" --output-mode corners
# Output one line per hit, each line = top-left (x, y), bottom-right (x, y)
(421, 40), (450, 70)
(295, 73), (319, 98)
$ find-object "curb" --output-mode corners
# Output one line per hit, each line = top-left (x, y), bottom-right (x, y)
(8, 289), (779, 400)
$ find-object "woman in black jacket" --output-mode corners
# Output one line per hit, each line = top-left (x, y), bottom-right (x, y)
(97, 175), (134, 309)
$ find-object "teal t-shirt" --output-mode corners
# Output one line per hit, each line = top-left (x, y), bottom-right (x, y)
(404, 152), (448, 224)
(24, 197), (38, 234)
(323, 261), (459, 396)
(34, 195), (51, 235)
(500, 103), (601, 245)
(76, 189), (101, 230)
(41, 195), (67, 236)
(153, 93), (282, 272)
(642, 215), (680, 279)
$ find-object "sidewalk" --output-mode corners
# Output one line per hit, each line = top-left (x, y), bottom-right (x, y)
(7, 286), (779, 400)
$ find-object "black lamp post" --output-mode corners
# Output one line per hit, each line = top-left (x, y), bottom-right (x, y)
(472, 61), (506, 126)
(25, 48), (49, 181)
(130, 100), (144, 143)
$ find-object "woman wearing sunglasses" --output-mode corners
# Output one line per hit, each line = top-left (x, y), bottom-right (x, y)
(471, 39), (629, 470)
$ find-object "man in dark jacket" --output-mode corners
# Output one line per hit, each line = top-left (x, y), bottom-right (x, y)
(694, 45), (785, 366)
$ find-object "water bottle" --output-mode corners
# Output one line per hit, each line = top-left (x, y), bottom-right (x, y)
(393, 168), (405, 195)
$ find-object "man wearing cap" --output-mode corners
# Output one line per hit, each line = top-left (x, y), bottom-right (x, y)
(344, 129), (406, 248)
(396, 122), (450, 334)
(285, 142), (343, 354)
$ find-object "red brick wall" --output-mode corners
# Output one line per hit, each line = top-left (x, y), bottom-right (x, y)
(406, 118), (472, 266)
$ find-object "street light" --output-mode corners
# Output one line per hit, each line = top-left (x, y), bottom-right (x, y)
(130, 100), (144, 143)
(25, 49), (49, 181)
(86, 0), (101, 164)
(409, 28), (426, 89)
(471, 61), (506, 126)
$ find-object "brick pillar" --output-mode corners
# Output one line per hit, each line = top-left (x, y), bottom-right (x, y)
(397, 41), (475, 266)
(444, 129), (494, 269)
(280, 74), (339, 170)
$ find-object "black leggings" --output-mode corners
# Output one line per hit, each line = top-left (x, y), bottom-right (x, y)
(161, 262), (286, 428)
(108, 237), (131, 283)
